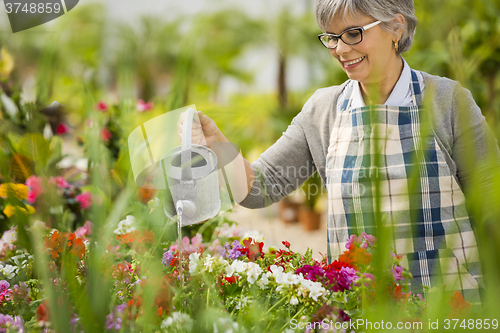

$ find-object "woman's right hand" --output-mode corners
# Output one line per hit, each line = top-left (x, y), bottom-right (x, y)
(177, 110), (226, 147)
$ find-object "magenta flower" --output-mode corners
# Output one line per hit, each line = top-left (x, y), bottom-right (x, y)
(50, 176), (70, 189)
(0, 280), (10, 294)
(338, 266), (358, 286)
(392, 265), (404, 281)
(75, 192), (93, 210)
(95, 100), (108, 112)
(25, 176), (43, 204)
(136, 100), (153, 112)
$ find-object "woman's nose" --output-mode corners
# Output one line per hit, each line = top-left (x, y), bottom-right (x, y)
(334, 39), (352, 57)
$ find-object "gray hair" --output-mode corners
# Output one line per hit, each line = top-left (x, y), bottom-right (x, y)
(316, 0), (417, 55)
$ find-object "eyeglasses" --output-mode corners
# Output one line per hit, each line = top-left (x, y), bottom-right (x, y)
(318, 21), (381, 49)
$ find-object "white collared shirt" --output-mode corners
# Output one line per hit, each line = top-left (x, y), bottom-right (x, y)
(336, 58), (425, 110)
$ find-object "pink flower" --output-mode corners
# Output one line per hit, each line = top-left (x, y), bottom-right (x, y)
(169, 233), (204, 253)
(208, 238), (223, 255)
(75, 192), (93, 210)
(94, 100), (108, 112)
(75, 221), (93, 239)
(136, 100), (153, 112)
(345, 234), (358, 249)
(345, 233), (376, 249)
(100, 128), (111, 142)
(50, 176), (70, 189)
(25, 176), (44, 204)
(392, 265), (404, 281)
(360, 232), (376, 248)
(56, 123), (69, 135)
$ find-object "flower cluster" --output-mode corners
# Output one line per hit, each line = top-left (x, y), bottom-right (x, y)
(44, 230), (86, 260)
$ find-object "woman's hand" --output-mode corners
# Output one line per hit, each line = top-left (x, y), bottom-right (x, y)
(177, 110), (226, 147)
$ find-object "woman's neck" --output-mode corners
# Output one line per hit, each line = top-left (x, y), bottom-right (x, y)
(360, 57), (404, 105)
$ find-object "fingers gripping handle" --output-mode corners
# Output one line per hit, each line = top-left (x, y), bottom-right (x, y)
(181, 108), (196, 180)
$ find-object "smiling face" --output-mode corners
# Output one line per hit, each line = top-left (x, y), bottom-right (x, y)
(326, 14), (401, 90)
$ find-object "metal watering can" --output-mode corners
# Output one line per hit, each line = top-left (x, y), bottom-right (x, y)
(161, 108), (221, 226)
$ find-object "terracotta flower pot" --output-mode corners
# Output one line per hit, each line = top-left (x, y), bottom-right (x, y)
(298, 206), (321, 231)
(278, 198), (300, 224)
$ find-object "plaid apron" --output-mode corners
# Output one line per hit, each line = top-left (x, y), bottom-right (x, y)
(326, 70), (482, 305)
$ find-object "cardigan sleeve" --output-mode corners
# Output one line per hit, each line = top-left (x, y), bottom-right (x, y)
(450, 84), (500, 225)
(238, 99), (317, 209)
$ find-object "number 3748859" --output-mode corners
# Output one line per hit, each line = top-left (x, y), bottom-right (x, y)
(5, 2), (62, 14)
(444, 319), (498, 330)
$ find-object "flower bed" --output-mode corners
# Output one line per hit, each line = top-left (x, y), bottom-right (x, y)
(0, 204), (473, 332)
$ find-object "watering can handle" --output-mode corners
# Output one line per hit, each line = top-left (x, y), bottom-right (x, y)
(181, 108), (196, 180)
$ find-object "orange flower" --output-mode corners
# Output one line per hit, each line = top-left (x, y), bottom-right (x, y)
(338, 244), (372, 270)
(137, 187), (157, 204)
(45, 231), (65, 260)
(70, 238), (86, 259)
(449, 291), (471, 317)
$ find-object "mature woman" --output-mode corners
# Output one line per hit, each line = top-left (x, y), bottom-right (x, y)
(179, 0), (500, 305)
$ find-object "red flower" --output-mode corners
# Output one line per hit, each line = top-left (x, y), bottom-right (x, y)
(327, 260), (353, 271)
(100, 127), (112, 142)
(37, 301), (49, 322)
(238, 238), (264, 261)
(56, 123), (69, 135)
(282, 241), (291, 248)
(95, 100), (108, 112)
(223, 276), (239, 284)
(392, 284), (406, 301)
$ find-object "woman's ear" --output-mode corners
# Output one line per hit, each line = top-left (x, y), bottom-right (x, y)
(393, 13), (405, 42)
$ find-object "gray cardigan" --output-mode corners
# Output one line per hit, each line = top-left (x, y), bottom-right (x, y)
(239, 71), (500, 209)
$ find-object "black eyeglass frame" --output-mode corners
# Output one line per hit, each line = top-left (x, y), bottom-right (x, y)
(317, 20), (382, 49)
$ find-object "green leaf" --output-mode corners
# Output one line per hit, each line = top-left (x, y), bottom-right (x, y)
(9, 153), (33, 182)
(19, 133), (50, 167)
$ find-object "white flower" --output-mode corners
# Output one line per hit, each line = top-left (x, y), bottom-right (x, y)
(213, 317), (241, 333)
(247, 266), (261, 284)
(256, 273), (269, 290)
(283, 272), (300, 285)
(1, 227), (17, 246)
(189, 253), (201, 275)
(299, 279), (327, 301)
(0, 264), (19, 279)
(204, 255), (216, 272)
(235, 296), (249, 310)
(243, 230), (264, 243)
(225, 263), (235, 277)
(114, 215), (137, 235)
(161, 312), (193, 332)
(290, 296), (299, 305)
